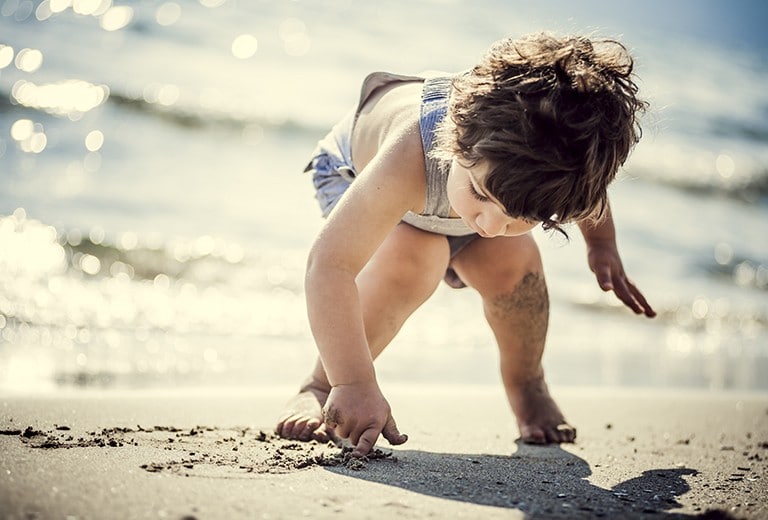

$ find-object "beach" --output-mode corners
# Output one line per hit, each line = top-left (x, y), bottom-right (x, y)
(1, 385), (766, 520)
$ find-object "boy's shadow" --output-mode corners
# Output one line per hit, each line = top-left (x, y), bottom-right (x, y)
(325, 441), (737, 519)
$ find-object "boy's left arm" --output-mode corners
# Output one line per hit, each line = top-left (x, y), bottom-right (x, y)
(578, 201), (656, 317)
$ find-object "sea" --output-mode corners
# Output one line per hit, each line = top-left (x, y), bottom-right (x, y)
(0, 0), (766, 394)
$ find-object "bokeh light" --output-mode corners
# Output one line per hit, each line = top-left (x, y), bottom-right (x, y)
(0, 209), (66, 278)
(1, 0), (34, 20)
(11, 80), (109, 115)
(79, 254), (101, 275)
(100, 5), (133, 31)
(714, 242), (733, 265)
(231, 34), (258, 59)
(11, 79), (109, 116)
(715, 153), (735, 179)
(10, 119), (34, 141)
(49, 0), (73, 14)
(85, 130), (104, 152)
(83, 151), (101, 172)
(35, 1), (53, 20)
(9, 119), (47, 153)
(198, 0), (226, 8)
(14, 48), (43, 72)
(279, 18), (310, 57)
(73, 0), (108, 16)
(141, 82), (180, 107)
(0, 45), (14, 69)
(156, 2), (181, 26)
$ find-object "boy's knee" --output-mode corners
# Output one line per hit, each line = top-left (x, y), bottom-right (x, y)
(512, 233), (542, 264)
(454, 235), (543, 293)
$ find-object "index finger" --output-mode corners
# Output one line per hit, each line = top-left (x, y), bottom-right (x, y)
(611, 277), (643, 314)
(613, 277), (656, 317)
(594, 264), (614, 291)
(351, 427), (380, 458)
(626, 280), (656, 317)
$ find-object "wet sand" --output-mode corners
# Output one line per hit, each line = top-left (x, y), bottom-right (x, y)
(1, 385), (766, 519)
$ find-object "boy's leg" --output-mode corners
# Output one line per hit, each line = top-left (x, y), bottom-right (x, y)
(450, 233), (576, 444)
(276, 223), (449, 441)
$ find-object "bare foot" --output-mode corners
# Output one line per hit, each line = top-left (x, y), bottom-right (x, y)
(505, 377), (576, 444)
(275, 380), (337, 443)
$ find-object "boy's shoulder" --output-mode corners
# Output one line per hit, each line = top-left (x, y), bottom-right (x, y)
(357, 70), (455, 109)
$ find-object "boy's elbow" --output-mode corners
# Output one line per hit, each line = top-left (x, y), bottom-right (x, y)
(305, 244), (332, 278)
(305, 247), (357, 287)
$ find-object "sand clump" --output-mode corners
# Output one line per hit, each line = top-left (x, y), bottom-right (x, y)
(8, 423), (395, 476)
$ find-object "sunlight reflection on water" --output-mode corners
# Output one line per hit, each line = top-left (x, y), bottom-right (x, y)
(0, 207), (766, 392)
(0, 1), (766, 392)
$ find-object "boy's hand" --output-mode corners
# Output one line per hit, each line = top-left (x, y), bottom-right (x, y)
(322, 381), (408, 457)
(587, 241), (656, 318)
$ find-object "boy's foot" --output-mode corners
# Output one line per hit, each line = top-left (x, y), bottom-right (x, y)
(275, 382), (337, 443)
(506, 376), (576, 444)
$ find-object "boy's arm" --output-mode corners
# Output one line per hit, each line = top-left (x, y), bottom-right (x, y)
(577, 200), (656, 317)
(305, 123), (424, 455)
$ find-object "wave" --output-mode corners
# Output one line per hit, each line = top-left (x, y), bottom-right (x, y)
(107, 91), (328, 137)
(703, 250), (768, 293)
(0, 210), (303, 296)
(639, 169), (768, 204)
(0, 81), (328, 137)
(711, 114), (768, 145)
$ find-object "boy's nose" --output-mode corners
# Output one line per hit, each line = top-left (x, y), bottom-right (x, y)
(477, 213), (507, 237)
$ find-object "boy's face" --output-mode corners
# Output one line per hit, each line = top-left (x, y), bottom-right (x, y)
(447, 158), (538, 238)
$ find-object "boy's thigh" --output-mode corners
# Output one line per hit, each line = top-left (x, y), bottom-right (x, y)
(449, 233), (543, 292)
(368, 223), (450, 273)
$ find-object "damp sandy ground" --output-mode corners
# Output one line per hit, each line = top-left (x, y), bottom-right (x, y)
(1, 385), (766, 520)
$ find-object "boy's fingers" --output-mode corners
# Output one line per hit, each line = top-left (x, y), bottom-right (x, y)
(627, 282), (656, 317)
(382, 416), (408, 446)
(351, 428), (379, 457)
(595, 266), (613, 291)
(613, 279), (642, 313)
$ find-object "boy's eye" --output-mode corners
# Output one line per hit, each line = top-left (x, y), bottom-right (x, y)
(468, 181), (490, 202)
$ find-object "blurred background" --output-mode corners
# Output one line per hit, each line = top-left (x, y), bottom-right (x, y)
(0, 0), (766, 393)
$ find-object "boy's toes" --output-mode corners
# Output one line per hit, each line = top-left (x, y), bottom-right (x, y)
(290, 418), (319, 441)
(312, 423), (340, 445)
(555, 423), (576, 443)
(277, 416), (334, 443)
(311, 424), (329, 443)
(276, 415), (310, 440)
(297, 420), (320, 441)
(520, 423), (577, 444)
(519, 424), (547, 444)
(275, 417), (293, 438)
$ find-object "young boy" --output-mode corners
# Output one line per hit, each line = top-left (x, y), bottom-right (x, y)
(276, 33), (656, 457)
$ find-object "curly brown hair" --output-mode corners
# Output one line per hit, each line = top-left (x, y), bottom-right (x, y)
(433, 32), (647, 232)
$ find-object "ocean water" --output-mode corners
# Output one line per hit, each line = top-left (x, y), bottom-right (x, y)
(0, 0), (766, 393)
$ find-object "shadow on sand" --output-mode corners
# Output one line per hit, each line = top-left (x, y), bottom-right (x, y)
(325, 441), (740, 520)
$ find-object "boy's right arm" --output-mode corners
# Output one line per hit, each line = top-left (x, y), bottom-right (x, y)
(305, 257), (406, 456)
(304, 120), (425, 456)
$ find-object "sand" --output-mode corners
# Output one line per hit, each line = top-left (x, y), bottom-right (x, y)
(1, 385), (766, 520)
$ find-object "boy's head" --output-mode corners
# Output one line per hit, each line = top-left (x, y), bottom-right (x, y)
(434, 32), (647, 231)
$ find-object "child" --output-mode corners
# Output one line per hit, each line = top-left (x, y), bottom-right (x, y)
(276, 32), (656, 457)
